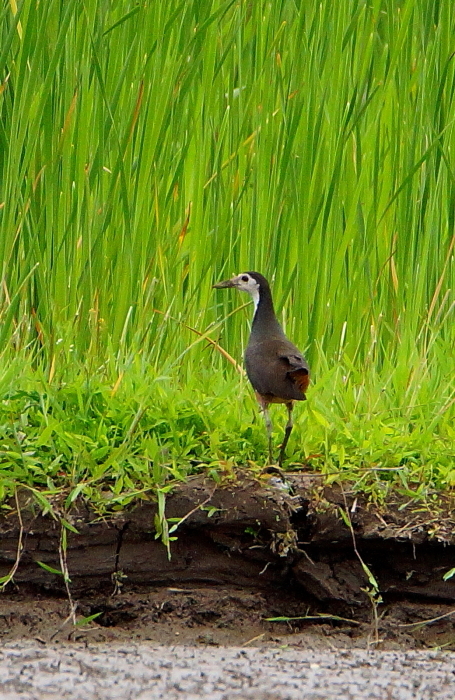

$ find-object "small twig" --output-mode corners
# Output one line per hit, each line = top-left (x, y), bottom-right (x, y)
(339, 485), (382, 645)
(259, 561), (271, 575)
(300, 548), (316, 566)
(0, 489), (25, 591)
(168, 487), (218, 534)
(398, 609), (455, 629)
(58, 527), (77, 625)
(49, 606), (79, 642)
(265, 613), (361, 626)
(242, 633), (265, 646)
(374, 512), (389, 527)
(48, 527), (78, 641)
(393, 517), (421, 536)
(340, 488), (366, 574)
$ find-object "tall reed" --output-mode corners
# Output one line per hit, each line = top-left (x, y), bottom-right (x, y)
(0, 0), (454, 491)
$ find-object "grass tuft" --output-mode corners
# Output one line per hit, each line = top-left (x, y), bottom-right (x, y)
(0, 1), (454, 513)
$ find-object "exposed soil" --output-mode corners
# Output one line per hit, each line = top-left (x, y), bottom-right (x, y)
(1, 472), (455, 649)
(2, 585), (455, 651)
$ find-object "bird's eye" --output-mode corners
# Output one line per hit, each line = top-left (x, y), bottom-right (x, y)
(241, 275), (249, 282)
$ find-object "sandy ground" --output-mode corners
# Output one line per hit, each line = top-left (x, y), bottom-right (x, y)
(1, 642), (455, 699)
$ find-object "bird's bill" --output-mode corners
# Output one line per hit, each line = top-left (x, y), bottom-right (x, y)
(213, 278), (236, 288)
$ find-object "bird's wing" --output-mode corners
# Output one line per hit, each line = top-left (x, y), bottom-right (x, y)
(277, 352), (310, 394)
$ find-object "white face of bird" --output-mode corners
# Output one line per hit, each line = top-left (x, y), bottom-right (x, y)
(213, 273), (260, 309)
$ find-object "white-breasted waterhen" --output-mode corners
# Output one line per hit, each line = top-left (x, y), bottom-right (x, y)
(213, 271), (309, 466)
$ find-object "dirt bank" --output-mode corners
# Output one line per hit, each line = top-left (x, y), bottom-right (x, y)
(1, 472), (455, 648)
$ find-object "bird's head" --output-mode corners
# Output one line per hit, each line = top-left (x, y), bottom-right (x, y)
(213, 271), (269, 297)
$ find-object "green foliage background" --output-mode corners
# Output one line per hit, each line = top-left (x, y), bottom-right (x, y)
(1, 0), (455, 506)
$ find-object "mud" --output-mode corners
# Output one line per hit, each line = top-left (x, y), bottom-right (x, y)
(2, 585), (455, 651)
(1, 473), (455, 649)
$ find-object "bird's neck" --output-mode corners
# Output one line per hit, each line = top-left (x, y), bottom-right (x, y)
(251, 285), (284, 338)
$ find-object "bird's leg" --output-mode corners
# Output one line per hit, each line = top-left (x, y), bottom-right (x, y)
(263, 407), (274, 465)
(256, 392), (274, 464)
(278, 402), (294, 467)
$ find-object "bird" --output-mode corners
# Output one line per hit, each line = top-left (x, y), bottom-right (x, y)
(213, 271), (309, 466)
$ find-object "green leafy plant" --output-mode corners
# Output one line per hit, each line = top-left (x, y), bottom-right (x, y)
(0, 0), (453, 513)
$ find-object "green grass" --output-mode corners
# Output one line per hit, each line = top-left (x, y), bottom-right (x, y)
(1, 0), (455, 515)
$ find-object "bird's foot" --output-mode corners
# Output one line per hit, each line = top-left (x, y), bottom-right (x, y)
(262, 465), (286, 477)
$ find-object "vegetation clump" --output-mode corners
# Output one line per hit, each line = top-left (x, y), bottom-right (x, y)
(0, 0), (454, 515)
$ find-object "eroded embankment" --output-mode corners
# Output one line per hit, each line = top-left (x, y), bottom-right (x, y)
(1, 473), (455, 646)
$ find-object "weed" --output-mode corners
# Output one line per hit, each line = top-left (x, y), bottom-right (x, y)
(0, 1), (454, 512)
